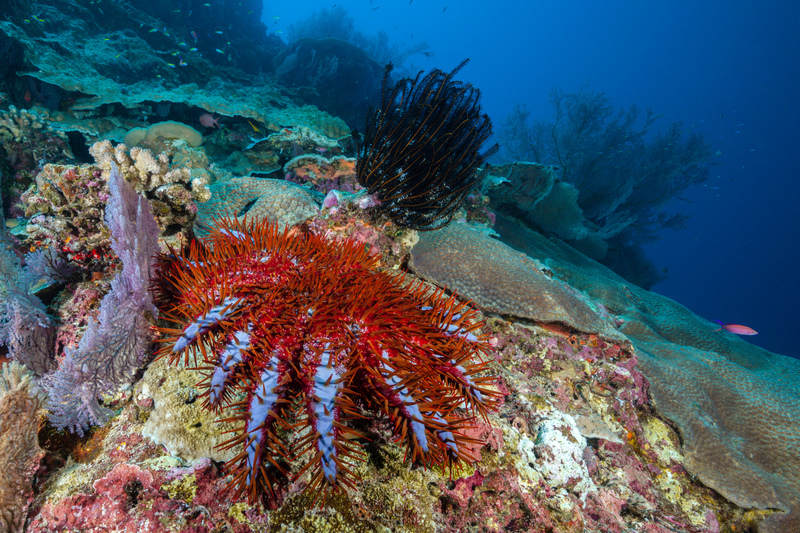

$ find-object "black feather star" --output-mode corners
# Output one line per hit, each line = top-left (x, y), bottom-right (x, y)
(354, 59), (499, 230)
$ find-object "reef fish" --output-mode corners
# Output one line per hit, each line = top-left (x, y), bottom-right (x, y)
(199, 113), (221, 128)
(714, 321), (757, 335)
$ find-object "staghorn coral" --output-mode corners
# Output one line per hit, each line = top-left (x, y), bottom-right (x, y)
(153, 217), (499, 504)
(193, 177), (320, 237)
(0, 362), (45, 533)
(354, 60), (498, 230)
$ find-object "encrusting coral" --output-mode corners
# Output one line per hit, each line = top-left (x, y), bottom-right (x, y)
(153, 217), (499, 504)
(409, 222), (622, 340)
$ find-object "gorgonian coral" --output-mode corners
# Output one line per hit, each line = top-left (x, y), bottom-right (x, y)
(154, 217), (499, 504)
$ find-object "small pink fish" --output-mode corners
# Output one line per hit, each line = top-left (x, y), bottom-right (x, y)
(714, 320), (758, 335)
(199, 113), (221, 128)
(191, 30), (199, 42)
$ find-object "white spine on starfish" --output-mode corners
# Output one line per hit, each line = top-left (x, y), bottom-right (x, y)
(428, 308), (485, 404)
(384, 362), (429, 452)
(312, 347), (341, 482)
(456, 365), (483, 402)
(430, 413), (459, 453)
(174, 297), (240, 352)
(209, 328), (252, 405)
(245, 357), (281, 486)
(219, 228), (247, 240)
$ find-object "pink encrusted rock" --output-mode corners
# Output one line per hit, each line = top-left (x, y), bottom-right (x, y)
(461, 419), (504, 462)
(582, 489), (628, 532)
(322, 189), (341, 208)
(438, 469), (563, 532)
(30, 464), (186, 533)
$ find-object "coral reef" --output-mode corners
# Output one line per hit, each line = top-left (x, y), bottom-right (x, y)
(0, 105), (56, 142)
(0, 3), (795, 531)
(494, 91), (713, 288)
(154, 217), (499, 503)
(89, 140), (210, 200)
(0, 362), (45, 533)
(45, 163), (159, 435)
(273, 38), (384, 128)
(138, 354), (239, 465)
(412, 214), (800, 533)
(21, 164), (113, 271)
(0, 225), (56, 376)
(496, 91), (712, 244)
(123, 121), (203, 150)
(20, 144), (211, 273)
(284, 154), (360, 195)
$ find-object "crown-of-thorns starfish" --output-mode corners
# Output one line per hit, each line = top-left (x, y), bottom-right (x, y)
(154, 217), (499, 504)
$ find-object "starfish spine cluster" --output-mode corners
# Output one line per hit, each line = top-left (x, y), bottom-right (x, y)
(155, 218), (497, 503)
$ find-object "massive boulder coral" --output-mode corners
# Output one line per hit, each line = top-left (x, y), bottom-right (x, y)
(193, 177), (321, 237)
(409, 222), (622, 340)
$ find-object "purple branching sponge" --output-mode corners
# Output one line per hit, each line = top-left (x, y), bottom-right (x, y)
(46, 163), (160, 435)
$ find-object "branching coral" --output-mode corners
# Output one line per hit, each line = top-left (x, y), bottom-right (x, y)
(354, 60), (498, 230)
(89, 140), (212, 234)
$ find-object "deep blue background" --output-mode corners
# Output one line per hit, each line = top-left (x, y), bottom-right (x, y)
(265, 1), (800, 358)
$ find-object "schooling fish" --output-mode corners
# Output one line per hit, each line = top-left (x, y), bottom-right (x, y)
(714, 321), (757, 335)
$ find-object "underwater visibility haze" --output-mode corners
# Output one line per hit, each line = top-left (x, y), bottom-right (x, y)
(0, 0), (799, 532)
(270, 0), (800, 358)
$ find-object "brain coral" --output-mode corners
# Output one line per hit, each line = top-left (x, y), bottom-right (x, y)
(194, 177), (320, 237)
(410, 217), (800, 533)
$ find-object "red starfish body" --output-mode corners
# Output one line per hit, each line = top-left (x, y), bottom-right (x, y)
(154, 218), (498, 504)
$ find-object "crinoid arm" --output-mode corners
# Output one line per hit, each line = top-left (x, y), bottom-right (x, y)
(354, 59), (499, 230)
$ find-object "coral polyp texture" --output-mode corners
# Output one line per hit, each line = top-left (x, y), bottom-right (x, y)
(154, 217), (498, 504)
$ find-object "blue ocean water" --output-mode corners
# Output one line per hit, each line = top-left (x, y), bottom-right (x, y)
(267, 0), (800, 358)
